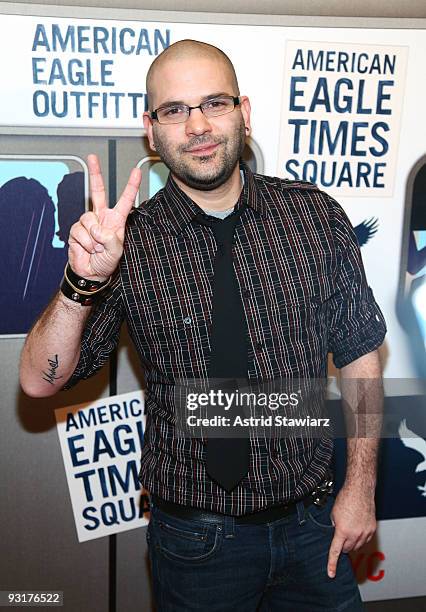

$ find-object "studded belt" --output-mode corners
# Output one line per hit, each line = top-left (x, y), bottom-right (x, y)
(150, 472), (334, 526)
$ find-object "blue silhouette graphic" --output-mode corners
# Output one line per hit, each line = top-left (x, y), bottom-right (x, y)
(0, 161), (85, 335)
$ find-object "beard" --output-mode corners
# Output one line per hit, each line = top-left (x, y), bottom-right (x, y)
(152, 116), (246, 191)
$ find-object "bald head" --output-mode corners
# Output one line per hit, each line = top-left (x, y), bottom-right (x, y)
(146, 39), (240, 110)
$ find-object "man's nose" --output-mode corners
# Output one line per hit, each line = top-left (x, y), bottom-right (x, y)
(185, 107), (212, 136)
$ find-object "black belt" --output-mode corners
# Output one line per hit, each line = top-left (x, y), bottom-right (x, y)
(151, 491), (316, 525)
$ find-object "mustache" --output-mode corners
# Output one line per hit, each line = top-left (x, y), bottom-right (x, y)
(180, 136), (225, 153)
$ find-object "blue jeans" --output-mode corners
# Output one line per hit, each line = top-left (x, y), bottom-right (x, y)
(146, 494), (364, 611)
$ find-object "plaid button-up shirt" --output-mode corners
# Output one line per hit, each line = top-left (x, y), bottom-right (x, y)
(64, 161), (386, 515)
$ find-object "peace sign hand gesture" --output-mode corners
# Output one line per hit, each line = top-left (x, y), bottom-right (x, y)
(68, 154), (142, 282)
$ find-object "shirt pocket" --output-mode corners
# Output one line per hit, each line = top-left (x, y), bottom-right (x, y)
(268, 274), (332, 335)
(140, 311), (211, 378)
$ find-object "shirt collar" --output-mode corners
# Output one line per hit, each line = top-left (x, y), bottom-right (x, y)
(158, 159), (268, 236)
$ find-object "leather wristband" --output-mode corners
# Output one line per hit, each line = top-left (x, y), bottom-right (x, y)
(60, 264), (112, 306)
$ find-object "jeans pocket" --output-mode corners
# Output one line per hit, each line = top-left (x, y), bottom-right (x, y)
(153, 509), (222, 563)
(307, 495), (336, 531)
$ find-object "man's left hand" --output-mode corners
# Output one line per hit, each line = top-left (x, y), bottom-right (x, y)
(327, 485), (376, 578)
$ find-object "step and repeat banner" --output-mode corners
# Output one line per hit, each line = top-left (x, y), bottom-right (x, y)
(1, 8), (425, 602)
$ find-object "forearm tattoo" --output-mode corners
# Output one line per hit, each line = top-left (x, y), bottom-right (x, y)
(41, 354), (63, 386)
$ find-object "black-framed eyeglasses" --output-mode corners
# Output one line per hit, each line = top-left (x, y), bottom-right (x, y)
(150, 95), (241, 125)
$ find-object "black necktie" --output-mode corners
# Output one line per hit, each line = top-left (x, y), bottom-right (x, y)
(195, 206), (250, 492)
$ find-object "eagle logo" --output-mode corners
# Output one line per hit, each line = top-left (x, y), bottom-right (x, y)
(398, 419), (426, 497)
(354, 217), (379, 247)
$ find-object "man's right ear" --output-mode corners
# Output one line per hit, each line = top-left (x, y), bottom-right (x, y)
(143, 112), (156, 151)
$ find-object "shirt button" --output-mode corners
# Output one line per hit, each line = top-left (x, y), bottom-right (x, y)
(183, 316), (192, 325)
(241, 288), (250, 298)
(255, 341), (264, 351)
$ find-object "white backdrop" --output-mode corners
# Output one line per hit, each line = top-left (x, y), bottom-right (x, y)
(1, 10), (425, 601)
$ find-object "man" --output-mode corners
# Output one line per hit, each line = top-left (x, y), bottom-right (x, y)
(20, 39), (386, 611)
